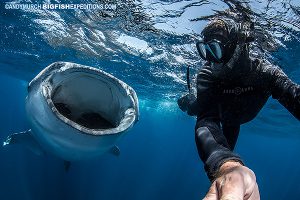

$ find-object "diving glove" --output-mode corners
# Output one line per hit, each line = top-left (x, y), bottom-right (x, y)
(177, 93), (196, 112)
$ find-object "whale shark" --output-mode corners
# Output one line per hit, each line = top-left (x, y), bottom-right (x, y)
(3, 62), (139, 162)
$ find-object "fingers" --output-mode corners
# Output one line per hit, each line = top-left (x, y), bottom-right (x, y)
(203, 164), (260, 200)
(203, 174), (244, 200)
(243, 168), (258, 200)
(248, 183), (260, 200)
(203, 181), (218, 200)
(217, 172), (245, 200)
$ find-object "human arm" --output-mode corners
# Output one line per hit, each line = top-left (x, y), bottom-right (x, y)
(193, 65), (243, 180)
(194, 66), (260, 199)
(265, 62), (300, 120)
(195, 115), (244, 181)
(195, 105), (261, 199)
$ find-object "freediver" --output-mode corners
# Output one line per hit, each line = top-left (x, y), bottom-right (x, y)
(177, 18), (300, 200)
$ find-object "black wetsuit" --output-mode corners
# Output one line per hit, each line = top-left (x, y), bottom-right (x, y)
(184, 56), (300, 181)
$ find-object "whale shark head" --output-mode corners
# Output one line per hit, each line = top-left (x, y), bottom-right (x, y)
(29, 62), (138, 136)
(7, 62), (139, 161)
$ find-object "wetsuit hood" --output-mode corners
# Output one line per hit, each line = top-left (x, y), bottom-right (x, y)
(201, 18), (239, 64)
(201, 18), (252, 79)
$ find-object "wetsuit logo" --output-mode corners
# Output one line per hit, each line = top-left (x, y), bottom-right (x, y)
(223, 86), (254, 95)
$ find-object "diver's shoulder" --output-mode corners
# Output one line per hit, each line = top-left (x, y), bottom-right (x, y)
(250, 57), (282, 74)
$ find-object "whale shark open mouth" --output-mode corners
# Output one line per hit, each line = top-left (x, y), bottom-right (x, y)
(52, 76), (118, 130)
(36, 62), (138, 135)
(54, 102), (115, 129)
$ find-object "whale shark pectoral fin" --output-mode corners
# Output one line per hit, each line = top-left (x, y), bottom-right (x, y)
(3, 129), (45, 156)
(109, 145), (120, 156)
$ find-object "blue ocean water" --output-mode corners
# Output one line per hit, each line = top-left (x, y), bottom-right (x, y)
(0, 0), (300, 199)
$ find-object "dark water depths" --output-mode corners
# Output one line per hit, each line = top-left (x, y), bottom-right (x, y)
(1, 0), (300, 199)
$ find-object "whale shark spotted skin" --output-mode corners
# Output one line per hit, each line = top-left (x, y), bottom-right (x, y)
(3, 62), (139, 161)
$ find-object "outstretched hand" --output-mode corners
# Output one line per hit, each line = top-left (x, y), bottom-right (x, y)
(203, 161), (260, 200)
